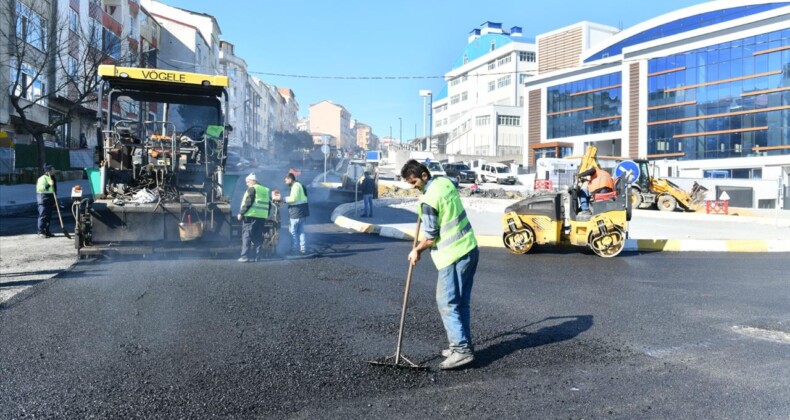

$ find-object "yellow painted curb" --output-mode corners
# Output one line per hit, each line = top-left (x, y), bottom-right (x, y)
(634, 240), (681, 252)
(725, 240), (769, 252)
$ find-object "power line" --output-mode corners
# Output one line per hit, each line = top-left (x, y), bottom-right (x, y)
(247, 63), (612, 81)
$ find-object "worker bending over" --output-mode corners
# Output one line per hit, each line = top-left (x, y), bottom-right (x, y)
(400, 159), (479, 370)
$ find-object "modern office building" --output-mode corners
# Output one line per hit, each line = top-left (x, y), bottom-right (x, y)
(523, 0), (790, 204)
(432, 21), (537, 157)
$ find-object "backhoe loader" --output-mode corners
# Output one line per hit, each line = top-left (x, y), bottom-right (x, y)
(630, 160), (708, 212)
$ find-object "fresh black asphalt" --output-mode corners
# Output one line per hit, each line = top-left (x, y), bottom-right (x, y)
(1, 169), (788, 418)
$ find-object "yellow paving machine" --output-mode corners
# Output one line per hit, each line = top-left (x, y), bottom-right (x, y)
(73, 66), (242, 257)
(502, 146), (631, 257)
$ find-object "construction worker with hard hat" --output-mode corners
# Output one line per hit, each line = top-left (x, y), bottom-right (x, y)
(237, 172), (275, 262)
(36, 164), (57, 238)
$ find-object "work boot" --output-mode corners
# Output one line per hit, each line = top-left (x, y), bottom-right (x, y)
(439, 351), (474, 370)
(441, 349), (452, 358)
(237, 256), (249, 263)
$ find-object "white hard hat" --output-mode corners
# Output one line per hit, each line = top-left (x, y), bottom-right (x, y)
(246, 172), (257, 182)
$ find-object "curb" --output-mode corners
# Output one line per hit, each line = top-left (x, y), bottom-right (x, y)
(331, 200), (790, 253)
(0, 197), (78, 217)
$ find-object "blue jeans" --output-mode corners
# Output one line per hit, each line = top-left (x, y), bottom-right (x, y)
(362, 194), (373, 216)
(289, 217), (306, 252)
(579, 187), (591, 211)
(436, 247), (479, 353)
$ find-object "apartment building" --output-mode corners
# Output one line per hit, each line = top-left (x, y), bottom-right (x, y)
(432, 21), (537, 157)
(309, 100), (353, 149)
(140, 0), (220, 75)
(523, 0), (790, 207)
(1, 0), (160, 150)
(354, 121), (378, 151)
(277, 88), (298, 133)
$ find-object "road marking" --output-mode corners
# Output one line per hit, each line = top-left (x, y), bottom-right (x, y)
(731, 326), (790, 344)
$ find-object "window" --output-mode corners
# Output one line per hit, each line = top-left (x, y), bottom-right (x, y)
(450, 94), (460, 105)
(450, 77), (461, 87)
(103, 28), (121, 60)
(490, 40), (496, 51)
(90, 21), (102, 46)
(488, 80), (495, 92)
(10, 61), (46, 101)
(463, 54), (468, 64)
(476, 115), (490, 126)
(497, 115), (520, 126)
(487, 61), (496, 71)
(497, 55), (512, 67)
(461, 91), (468, 101)
(497, 75), (511, 88)
(16, 1), (47, 50)
(518, 73), (529, 84)
(129, 13), (138, 39)
(518, 51), (536, 62)
(67, 55), (78, 78)
(69, 8), (79, 33)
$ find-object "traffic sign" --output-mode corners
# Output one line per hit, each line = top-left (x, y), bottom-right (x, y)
(321, 144), (330, 155)
(614, 160), (640, 183)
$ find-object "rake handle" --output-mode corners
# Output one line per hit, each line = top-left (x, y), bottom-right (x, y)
(394, 213), (422, 364)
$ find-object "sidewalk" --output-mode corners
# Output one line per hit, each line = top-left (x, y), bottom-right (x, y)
(331, 197), (790, 253)
(0, 179), (92, 216)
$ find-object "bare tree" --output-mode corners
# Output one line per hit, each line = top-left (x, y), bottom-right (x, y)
(1, 1), (128, 171)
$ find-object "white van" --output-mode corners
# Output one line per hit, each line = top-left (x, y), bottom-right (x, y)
(479, 162), (517, 184)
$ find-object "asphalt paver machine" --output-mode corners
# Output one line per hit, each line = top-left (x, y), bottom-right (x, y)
(74, 65), (240, 257)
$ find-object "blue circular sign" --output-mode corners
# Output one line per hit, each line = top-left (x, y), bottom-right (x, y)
(614, 160), (640, 183)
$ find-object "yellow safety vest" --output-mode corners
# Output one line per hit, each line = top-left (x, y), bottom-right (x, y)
(242, 184), (270, 218)
(419, 177), (477, 269)
(36, 174), (54, 194)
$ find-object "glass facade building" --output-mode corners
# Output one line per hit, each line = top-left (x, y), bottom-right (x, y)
(585, 3), (790, 62)
(647, 28), (790, 160)
(547, 73), (622, 139)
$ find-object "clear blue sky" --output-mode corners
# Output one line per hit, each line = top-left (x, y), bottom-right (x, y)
(166, 0), (705, 143)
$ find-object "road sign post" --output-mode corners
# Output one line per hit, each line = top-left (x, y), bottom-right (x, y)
(321, 143), (330, 183)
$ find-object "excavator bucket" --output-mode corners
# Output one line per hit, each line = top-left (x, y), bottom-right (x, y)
(689, 182), (709, 209)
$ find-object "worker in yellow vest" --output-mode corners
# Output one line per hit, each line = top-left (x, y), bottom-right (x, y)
(284, 172), (309, 256)
(36, 164), (56, 238)
(400, 159), (479, 370)
(237, 172), (272, 262)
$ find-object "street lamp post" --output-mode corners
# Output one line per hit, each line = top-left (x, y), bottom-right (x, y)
(419, 90), (432, 138)
(398, 117), (402, 145)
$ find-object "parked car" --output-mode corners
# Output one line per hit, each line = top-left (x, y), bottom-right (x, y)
(479, 162), (517, 184)
(443, 162), (477, 184)
(426, 161), (447, 178)
(226, 151), (245, 172)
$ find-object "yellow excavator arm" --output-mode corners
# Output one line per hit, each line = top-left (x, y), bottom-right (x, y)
(578, 145), (600, 176)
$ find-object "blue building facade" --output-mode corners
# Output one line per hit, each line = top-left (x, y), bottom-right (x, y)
(524, 1), (790, 207)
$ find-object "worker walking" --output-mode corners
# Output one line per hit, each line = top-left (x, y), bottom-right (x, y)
(400, 159), (479, 370)
(358, 170), (376, 217)
(237, 172), (272, 262)
(284, 172), (309, 255)
(36, 164), (57, 238)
